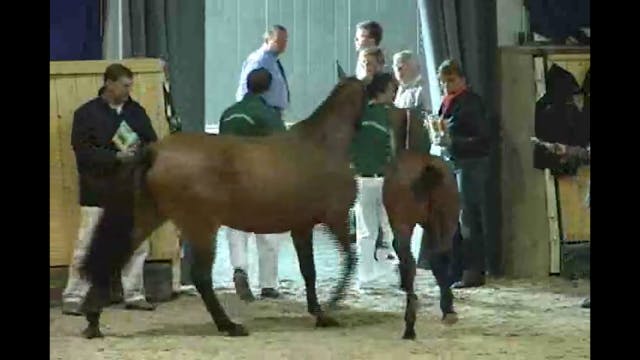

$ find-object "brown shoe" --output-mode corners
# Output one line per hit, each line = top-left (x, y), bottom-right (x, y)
(451, 271), (486, 289)
(124, 299), (156, 311)
(61, 301), (83, 316)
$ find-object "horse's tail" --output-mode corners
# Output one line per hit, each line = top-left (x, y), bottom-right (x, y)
(79, 146), (157, 289)
(410, 161), (445, 202)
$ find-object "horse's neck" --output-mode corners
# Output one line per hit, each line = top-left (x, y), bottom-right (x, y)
(293, 112), (356, 159)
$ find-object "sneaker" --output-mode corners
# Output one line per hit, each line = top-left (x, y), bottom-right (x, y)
(61, 301), (83, 316)
(451, 271), (486, 289)
(375, 248), (400, 265)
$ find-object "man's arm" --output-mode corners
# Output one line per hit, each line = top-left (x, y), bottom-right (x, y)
(449, 96), (490, 155)
(71, 108), (119, 170)
(236, 57), (266, 102)
(135, 105), (159, 144)
(416, 86), (431, 115)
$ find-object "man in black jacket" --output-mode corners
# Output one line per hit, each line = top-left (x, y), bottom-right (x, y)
(434, 60), (492, 288)
(62, 64), (158, 315)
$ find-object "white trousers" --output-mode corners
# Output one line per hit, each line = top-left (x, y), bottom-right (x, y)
(354, 176), (394, 284)
(226, 227), (284, 289)
(62, 207), (149, 304)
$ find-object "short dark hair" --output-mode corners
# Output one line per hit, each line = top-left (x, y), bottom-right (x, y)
(264, 24), (287, 41)
(366, 72), (396, 99)
(437, 59), (465, 78)
(103, 63), (133, 83)
(356, 21), (383, 45)
(247, 68), (272, 94)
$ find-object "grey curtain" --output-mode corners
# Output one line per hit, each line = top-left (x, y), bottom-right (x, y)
(417, 0), (501, 274)
(114, 0), (205, 133)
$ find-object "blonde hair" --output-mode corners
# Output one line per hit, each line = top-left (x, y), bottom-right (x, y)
(358, 47), (385, 67)
(392, 50), (416, 66)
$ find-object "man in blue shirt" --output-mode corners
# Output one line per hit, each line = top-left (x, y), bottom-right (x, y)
(235, 24), (290, 118)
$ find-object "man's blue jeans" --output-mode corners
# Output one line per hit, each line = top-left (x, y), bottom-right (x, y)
(454, 156), (491, 275)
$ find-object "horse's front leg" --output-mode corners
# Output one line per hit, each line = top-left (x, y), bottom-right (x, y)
(80, 284), (110, 339)
(291, 227), (339, 328)
(395, 224), (418, 340)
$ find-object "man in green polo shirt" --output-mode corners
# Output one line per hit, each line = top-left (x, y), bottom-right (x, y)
(220, 68), (285, 135)
(351, 72), (400, 289)
(219, 68), (287, 302)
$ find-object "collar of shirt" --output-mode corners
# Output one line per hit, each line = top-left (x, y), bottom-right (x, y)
(259, 44), (279, 59)
(242, 93), (268, 105)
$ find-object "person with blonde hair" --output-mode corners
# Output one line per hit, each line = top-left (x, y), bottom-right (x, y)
(356, 47), (385, 82)
(392, 50), (429, 113)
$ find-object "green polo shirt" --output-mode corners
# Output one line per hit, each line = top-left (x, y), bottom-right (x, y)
(219, 94), (286, 136)
(350, 103), (393, 176)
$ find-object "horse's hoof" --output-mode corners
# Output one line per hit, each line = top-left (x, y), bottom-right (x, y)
(316, 315), (340, 328)
(442, 312), (458, 325)
(402, 329), (416, 340)
(223, 323), (249, 337)
(81, 326), (103, 339)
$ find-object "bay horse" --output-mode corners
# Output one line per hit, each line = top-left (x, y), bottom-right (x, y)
(384, 109), (460, 339)
(78, 77), (367, 339)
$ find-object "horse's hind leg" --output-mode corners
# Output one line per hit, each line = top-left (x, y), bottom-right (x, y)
(423, 218), (458, 325)
(325, 217), (357, 310)
(394, 224), (418, 340)
(290, 227), (339, 328)
(429, 250), (458, 325)
(185, 224), (248, 337)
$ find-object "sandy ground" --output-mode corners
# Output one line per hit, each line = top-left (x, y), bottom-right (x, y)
(50, 270), (590, 360)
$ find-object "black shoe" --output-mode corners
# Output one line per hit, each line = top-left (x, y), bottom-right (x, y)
(451, 271), (486, 289)
(61, 301), (83, 316)
(233, 269), (255, 302)
(125, 299), (156, 311)
(581, 297), (590, 309)
(260, 288), (281, 299)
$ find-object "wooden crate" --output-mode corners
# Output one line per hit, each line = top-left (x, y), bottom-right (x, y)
(50, 58), (179, 267)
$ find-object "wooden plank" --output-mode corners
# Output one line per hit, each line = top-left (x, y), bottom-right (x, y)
(51, 76), (84, 266)
(545, 170), (561, 274)
(557, 167), (591, 242)
(50, 78), (67, 266)
(50, 58), (163, 76)
(500, 46), (590, 55)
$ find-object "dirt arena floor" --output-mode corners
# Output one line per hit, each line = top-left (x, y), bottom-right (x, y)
(50, 274), (590, 359)
(51, 229), (589, 359)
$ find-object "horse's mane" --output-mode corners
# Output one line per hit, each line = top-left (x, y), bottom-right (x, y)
(290, 77), (362, 132)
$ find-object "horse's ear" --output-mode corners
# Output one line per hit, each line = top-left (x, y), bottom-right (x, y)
(336, 60), (347, 81)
